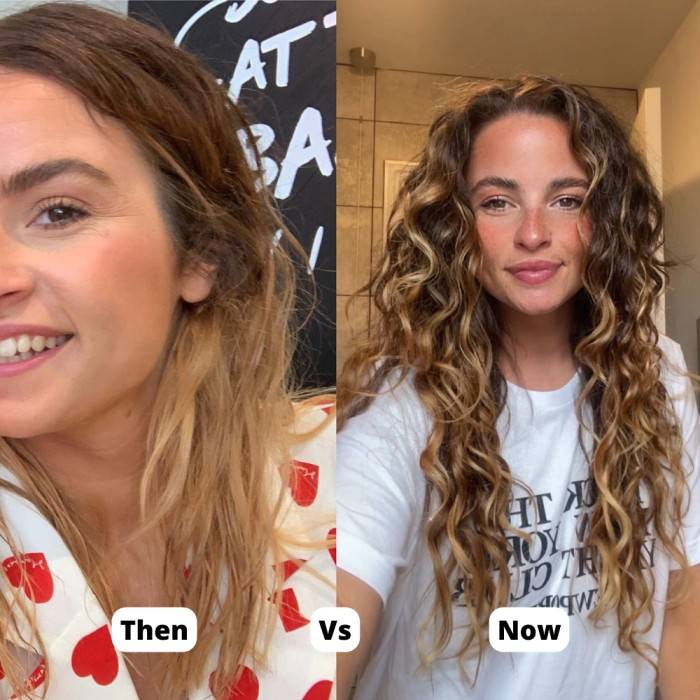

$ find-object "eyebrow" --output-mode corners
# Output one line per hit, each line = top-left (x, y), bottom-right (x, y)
(469, 176), (589, 195)
(1, 158), (115, 197)
(469, 176), (517, 194)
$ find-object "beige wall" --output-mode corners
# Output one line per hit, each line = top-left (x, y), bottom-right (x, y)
(336, 65), (638, 374)
(0, 0), (127, 17)
(642, 0), (700, 373)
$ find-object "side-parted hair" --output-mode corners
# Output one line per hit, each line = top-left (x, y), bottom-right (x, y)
(339, 75), (692, 676)
(0, 3), (328, 697)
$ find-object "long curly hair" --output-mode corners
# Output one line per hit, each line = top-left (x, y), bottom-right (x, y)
(338, 75), (692, 674)
(0, 3), (330, 698)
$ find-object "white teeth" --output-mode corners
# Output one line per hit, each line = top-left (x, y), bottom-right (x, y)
(0, 338), (16, 357)
(16, 335), (31, 354)
(0, 333), (71, 359)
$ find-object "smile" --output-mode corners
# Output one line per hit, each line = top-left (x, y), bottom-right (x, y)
(0, 335), (73, 377)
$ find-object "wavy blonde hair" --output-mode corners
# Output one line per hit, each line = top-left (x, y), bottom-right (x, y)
(339, 76), (693, 675)
(0, 3), (331, 698)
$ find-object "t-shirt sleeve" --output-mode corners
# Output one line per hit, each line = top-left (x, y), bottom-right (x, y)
(337, 374), (432, 605)
(659, 336), (700, 569)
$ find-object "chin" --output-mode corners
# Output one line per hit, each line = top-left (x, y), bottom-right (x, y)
(489, 289), (575, 319)
(512, 300), (567, 317)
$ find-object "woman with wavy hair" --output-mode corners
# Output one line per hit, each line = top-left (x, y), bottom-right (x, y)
(337, 75), (700, 699)
(0, 3), (334, 700)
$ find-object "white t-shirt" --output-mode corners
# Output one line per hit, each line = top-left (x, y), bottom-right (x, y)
(338, 335), (700, 700)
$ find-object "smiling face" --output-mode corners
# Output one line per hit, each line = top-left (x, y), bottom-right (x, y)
(0, 71), (212, 439)
(466, 112), (592, 323)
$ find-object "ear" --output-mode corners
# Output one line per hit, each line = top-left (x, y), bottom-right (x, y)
(178, 261), (217, 303)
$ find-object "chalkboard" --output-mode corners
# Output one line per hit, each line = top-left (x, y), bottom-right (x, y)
(128, 0), (336, 388)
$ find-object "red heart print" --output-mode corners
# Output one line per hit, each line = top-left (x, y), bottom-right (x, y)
(320, 404), (333, 415)
(71, 625), (119, 686)
(209, 665), (259, 700)
(327, 528), (336, 564)
(2, 553), (54, 603)
(302, 680), (333, 700)
(286, 459), (319, 507)
(274, 558), (307, 582)
(10, 659), (46, 699)
(272, 587), (310, 632)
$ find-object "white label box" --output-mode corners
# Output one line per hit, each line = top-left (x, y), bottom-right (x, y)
(489, 607), (569, 652)
(111, 607), (197, 652)
(310, 606), (360, 652)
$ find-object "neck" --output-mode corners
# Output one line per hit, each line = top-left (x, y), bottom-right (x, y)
(19, 390), (155, 545)
(496, 300), (577, 390)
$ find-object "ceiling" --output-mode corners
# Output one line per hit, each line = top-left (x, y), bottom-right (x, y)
(337, 0), (696, 88)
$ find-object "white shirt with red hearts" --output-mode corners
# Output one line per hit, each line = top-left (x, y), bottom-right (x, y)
(0, 403), (335, 700)
(338, 335), (700, 700)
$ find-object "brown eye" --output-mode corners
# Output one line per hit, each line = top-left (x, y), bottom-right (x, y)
(555, 196), (582, 210)
(33, 200), (89, 229)
(482, 197), (510, 211)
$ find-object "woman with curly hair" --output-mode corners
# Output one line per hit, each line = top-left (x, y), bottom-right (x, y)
(337, 76), (700, 699)
(0, 3), (334, 699)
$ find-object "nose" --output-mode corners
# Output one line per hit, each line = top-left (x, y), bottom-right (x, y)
(0, 235), (34, 313)
(514, 206), (551, 251)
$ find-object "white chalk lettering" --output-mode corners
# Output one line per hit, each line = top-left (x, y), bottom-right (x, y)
(307, 226), (324, 272)
(260, 21), (316, 88)
(237, 123), (278, 187)
(229, 39), (267, 101)
(175, 0), (228, 47)
(275, 107), (333, 199)
(224, 0), (278, 24)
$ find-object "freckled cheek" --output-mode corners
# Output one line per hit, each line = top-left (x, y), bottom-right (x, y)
(475, 223), (509, 271)
(579, 221), (593, 248)
(471, 233), (502, 296)
(567, 219), (592, 265)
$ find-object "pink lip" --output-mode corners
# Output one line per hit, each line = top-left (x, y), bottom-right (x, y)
(0, 338), (72, 378)
(0, 324), (73, 342)
(507, 261), (562, 285)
